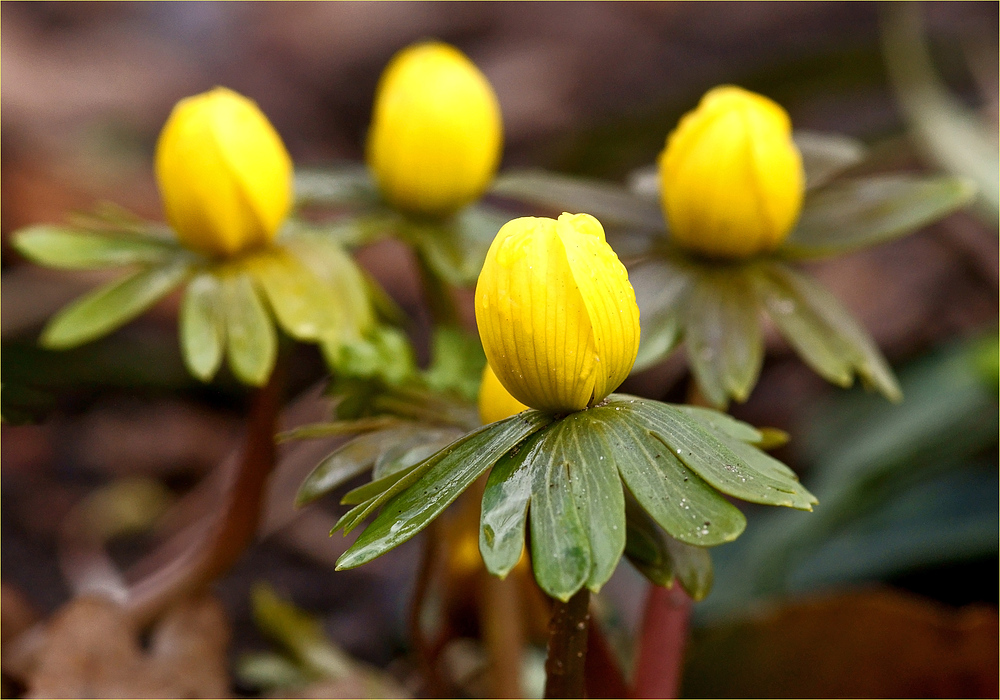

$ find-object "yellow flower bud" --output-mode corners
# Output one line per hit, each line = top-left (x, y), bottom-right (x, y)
(475, 213), (640, 413)
(478, 363), (529, 424)
(155, 87), (293, 257)
(367, 42), (503, 217)
(658, 85), (805, 259)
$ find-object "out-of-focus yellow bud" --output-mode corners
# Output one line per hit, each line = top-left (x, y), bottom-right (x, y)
(155, 87), (293, 257)
(478, 363), (529, 424)
(475, 213), (640, 413)
(658, 85), (805, 259)
(366, 41), (503, 217)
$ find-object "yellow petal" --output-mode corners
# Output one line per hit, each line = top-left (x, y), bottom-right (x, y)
(475, 213), (640, 413)
(155, 87), (292, 257)
(367, 42), (503, 217)
(659, 85), (804, 259)
(478, 363), (529, 424)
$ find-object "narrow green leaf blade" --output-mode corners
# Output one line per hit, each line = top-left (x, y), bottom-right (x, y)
(479, 430), (543, 578)
(336, 411), (553, 569)
(246, 249), (336, 341)
(665, 535), (714, 601)
(674, 405), (763, 444)
(597, 402), (746, 546)
(222, 272), (277, 386)
(622, 398), (816, 510)
(782, 175), (975, 259)
(41, 260), (191, 349)
(753, 263), (901, 402)
(684, 272), (764, 407)
(284, 233), (374, 339)
(624, 494), (675, 587)
(294, 165), (380, 208)
(529, 422), (592, 601)
(630, 257), (694, 372)
(296, 428), (412, 507)
(13, 225), (179, 269)
(492, 169), (666, 232)
(560, 411), (626, 592)
(180, 272), (225, 381)
(794, 130), (866, 190)
(413, 205), (507, 286)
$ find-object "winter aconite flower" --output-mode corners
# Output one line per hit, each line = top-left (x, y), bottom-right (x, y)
(478, 363), (528, 424)
(658, 85), (805, 259)
(156, 87), (293, 257)
(367, 41), (503, 217)
(475, 213), (640, 413)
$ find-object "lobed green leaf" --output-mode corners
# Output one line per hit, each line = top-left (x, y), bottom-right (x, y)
(595, 403), (746, 546)
(782, 175), (976, 259)
(222, 272), (277, 386)
(335, 411), (553, 570)
(751, 263), (901, 402)
(683, 271), (764, 408)
(180, 272), (225, 381)
(41, 260), (192, 349)
(492, 169), (665, 232)
(615, 397), (816, 510)
(13, 225), (180, 269)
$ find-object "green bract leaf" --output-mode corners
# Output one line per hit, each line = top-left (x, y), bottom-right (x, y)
(560, 411), (627, 592)
(411, 205), (508, 286)
(752, 263), (902, 402)
(492, 169), (665, 232)
(246, 249), (338, 341)
(41, 260), (192, 349)
(222, 272), (277, 386)
(13, 225), (180, 269)
(782, 175), (975, 259)
(336, 411), (553, 570)
(630, 256), (694, 372)
(294, 165), (380, 208)
(674, 406), (763, 445)
(422, 326), (487, 403)
(296, 427), (410, 507)
(180, 272), (225, 381)
(283, 232), (374, 340)
(598, 406), (746, 546)
(793, 131), (866, 190)
(619, 397), (816, 510)
(528, 420), (593, 601)
(684, 271), (763, 408)
(479, 430), (542, 578)
(372, 427), (461, 480)
(624, 476), (717, 600)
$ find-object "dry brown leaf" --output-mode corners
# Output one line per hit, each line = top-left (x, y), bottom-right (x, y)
(23, 594), (230, 699)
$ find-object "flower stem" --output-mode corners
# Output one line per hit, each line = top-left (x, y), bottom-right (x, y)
(415, 249), (462, 327)
(480, 573), (524, 698)
(544, 588), (591, 699)
(632, 578), (693, 698)
(123, 363), (284, 626)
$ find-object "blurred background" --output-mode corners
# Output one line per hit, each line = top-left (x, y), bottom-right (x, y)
(2, 2), (997, 697)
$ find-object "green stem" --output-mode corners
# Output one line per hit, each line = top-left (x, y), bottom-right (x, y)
(544, 588), (591, 699)
(415, 248), (462, 327)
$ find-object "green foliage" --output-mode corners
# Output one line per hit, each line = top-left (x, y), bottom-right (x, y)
(334, 394), (814, 601)
(335, 411), (554, 570)
(222, 271), (278, 387)
(631, 254), (902, 407)
(422, 326), (487, 403)
(41, 260), (193, 350)
(12, 225), (178, 269)
(781, 175), (976, 258)
(700, 334), (999, 619)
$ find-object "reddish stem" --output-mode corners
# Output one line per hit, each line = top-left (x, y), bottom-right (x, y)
(632, 584), (692, 699)
(122, 365), (283, 626)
